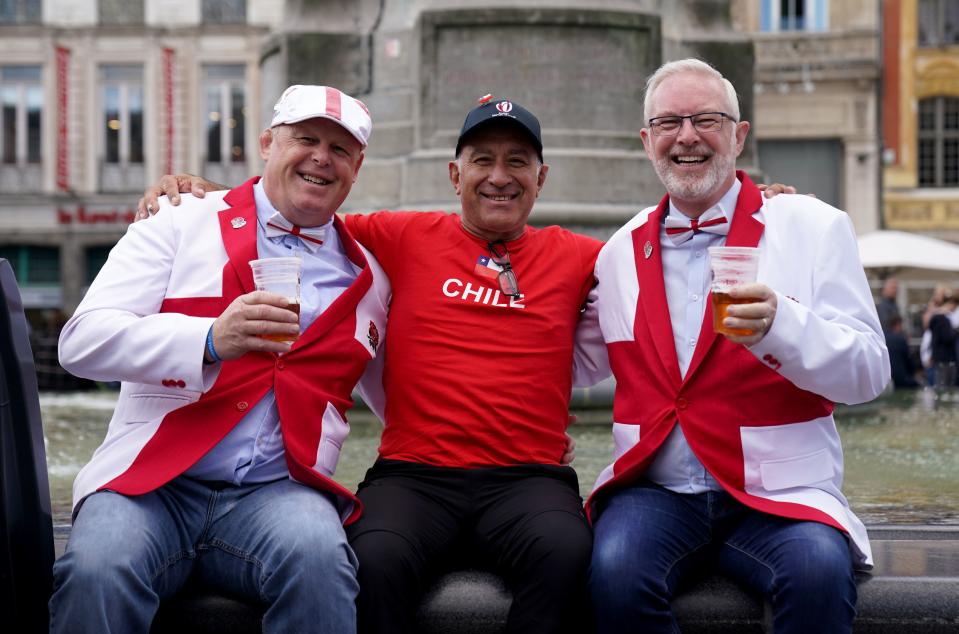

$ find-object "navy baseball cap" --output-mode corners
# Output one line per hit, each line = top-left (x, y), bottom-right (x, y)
(455, 95), (543, 162)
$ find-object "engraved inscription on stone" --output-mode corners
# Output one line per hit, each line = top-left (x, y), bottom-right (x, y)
(890, 202), (933, 222)
(426, 23), (655, 149)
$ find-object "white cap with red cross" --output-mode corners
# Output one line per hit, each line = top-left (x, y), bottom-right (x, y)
(270, 85), (372, 147)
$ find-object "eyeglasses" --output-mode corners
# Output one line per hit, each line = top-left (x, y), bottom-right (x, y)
(647, 112), (737, 136)
(487, 240), (521, 299)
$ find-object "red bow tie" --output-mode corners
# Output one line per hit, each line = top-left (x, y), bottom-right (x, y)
(664, 209), (729, 245)
(264, 212), (326, 252)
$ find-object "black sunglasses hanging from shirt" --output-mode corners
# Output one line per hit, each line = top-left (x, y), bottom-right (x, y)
(487, 240), (521, 299)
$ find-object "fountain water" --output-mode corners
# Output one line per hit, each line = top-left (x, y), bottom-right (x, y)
(42, 389), (959, 526)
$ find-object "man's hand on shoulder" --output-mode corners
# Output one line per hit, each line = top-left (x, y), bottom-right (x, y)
(208, 291), (300, 361)
(758, 182), (818, 199)
(758, 183), (795, 198)
(135, 173), (228, 222)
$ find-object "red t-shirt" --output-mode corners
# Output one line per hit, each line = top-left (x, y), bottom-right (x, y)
(344, 211), (601, 468)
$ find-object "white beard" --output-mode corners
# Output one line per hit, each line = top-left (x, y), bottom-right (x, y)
(653, 143), (735, 204)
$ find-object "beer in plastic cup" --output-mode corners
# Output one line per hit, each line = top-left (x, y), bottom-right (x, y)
(249, 256), (301, 343)
(708, 246), (760, 336)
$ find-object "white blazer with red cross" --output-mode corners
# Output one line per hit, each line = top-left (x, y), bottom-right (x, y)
(585, 172), (890, 569)
(59, 178), (390, 525)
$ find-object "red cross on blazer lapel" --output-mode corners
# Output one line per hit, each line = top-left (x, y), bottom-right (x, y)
(219, 178), (260, 296)
(632, 197), (683, 386)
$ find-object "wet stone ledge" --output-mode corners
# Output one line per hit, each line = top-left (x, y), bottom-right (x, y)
(125, 525), (959, 633)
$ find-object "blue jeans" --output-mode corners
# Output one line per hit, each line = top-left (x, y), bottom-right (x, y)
(50, 477), (358, 633)
(589, 482), (856, 634)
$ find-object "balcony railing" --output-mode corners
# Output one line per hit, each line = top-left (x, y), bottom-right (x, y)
(99, 163), (146, 193)
(885, 190), (959, 232)
(753, 30), (880, 83)
(0, 164), (42, 193)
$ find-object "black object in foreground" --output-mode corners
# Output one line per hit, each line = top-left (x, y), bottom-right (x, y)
(0, 258), (56, 631)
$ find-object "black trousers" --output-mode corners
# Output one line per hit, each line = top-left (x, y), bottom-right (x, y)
(346, 459), (594, 634)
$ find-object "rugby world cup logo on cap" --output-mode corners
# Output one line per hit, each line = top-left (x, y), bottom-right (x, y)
(496, 101), (513, 113)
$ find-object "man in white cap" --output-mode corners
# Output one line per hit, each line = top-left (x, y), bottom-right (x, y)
(52, 85), (390, 633)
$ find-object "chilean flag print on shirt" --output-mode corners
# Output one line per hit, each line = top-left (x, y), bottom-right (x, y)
(474, 255), (503, 280)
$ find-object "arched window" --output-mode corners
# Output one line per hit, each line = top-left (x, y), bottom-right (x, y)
(918, 97), (959, 187)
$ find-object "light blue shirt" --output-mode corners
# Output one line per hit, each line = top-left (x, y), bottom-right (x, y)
(185, 180), (360, 484)
(645, 178), (741, 494)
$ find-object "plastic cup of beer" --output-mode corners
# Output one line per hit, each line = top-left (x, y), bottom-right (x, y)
(249, 256), (301, 343)
(708, 246), (760, 337)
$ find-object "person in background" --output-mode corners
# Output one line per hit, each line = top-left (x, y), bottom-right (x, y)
(921, 286), (945, 385)
(929, 293), (958, 390)
(877, 277), (901, 333)
(922, 283), (951, 330)
(920, 326), (935, 386)
(886, 315), (920, 389)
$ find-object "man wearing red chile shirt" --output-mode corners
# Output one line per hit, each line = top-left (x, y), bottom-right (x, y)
(140, 97), (605, 634)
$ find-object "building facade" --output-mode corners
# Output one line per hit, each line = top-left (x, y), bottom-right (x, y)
(3, 0), (760, 329)
(730, 0), (883, 235)
(9, 0), (921, 383)
(880, 0), (959, 335)
(0, 0), (281, 328)
(883, 0), (959, 242)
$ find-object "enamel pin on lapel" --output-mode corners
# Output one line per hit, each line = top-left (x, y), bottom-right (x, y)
(644, 240), (653, 259)
(230, 217), (247, 229)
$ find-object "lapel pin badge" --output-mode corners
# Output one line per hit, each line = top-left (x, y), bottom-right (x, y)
(230, 217), (247, 229)
(644, 240), (653, 259)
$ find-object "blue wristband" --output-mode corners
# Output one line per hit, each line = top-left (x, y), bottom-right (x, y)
(205, 325), (222, 363)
